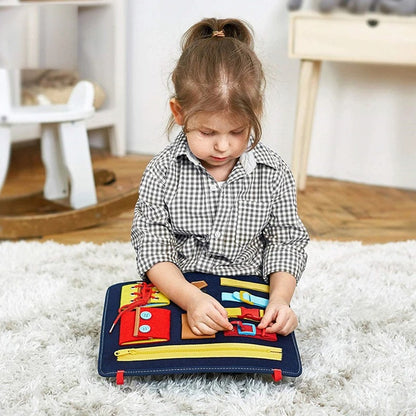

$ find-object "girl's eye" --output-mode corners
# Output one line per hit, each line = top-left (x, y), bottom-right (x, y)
(200, 130), (214, 136)
(231, 129), (246, 136)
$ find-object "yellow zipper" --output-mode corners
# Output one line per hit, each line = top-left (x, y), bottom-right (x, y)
(115, 342), (282, 361)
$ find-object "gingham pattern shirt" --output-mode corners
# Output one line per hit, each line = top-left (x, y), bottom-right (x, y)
(131, 131), (309, 283)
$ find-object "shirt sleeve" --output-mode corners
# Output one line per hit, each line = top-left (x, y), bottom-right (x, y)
(261, 165), (309, 283)
(131, 158), (178, 278)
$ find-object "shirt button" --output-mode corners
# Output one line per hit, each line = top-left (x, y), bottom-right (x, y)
(209, 184), (217, 191)
(214, 231), (221, 239)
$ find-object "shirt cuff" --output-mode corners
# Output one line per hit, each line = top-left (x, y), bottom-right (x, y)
(135, 241), (178, 279)
(262, 245), (307, 284)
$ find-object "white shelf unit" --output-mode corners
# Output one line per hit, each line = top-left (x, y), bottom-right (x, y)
(0, 0), (126, 156)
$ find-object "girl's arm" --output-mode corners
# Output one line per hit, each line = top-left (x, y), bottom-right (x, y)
(147, 262), (233, 335)
(259, 165), (308, 335)
(257, 271), (298, 335)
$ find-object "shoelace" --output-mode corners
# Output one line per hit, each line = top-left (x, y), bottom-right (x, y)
(109, 283), (154, 333)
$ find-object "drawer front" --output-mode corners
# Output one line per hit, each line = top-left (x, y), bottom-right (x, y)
(289, 12), (416, 65)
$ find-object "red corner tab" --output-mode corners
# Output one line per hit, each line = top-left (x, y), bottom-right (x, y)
(116, 370), (125, 385)
(272, 369), (282, 382)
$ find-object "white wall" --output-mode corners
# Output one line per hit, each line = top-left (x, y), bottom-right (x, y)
(126, 0), (416, 190)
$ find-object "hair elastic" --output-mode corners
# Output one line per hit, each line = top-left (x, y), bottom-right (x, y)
(212, 30), (225, 38)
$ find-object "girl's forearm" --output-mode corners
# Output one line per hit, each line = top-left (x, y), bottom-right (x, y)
(146, 262), (201, 311)
(268, 271), (297, 305)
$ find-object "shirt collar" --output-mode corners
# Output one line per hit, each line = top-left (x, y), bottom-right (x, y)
(239, 150), (257, 175)
(250, 142), (281, 171)
(172, 130), (279, 175)
(172, 130), (198, 164)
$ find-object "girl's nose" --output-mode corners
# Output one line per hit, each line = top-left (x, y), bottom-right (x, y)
(214, 136), (229, 152)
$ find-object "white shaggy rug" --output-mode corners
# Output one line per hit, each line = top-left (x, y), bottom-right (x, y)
(0, 240), (415, 416)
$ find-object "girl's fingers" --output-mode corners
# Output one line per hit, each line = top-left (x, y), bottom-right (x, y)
(211, 300), (233, 330)
(261, 307), (298, 335)
(190, 310), (232, 335)
(208, 309), (233, 331)
(257, 310), (274, 329)
(191, 322), (217, 336)
(192, 319), (226, 335)
(264, 313), (298, 335)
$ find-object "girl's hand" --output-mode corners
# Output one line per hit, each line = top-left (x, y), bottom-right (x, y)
(186, 292), (233, 335)
(147, 262), (233, 335)
(257, 301), (298, 336)
(259, 271), (298, 335)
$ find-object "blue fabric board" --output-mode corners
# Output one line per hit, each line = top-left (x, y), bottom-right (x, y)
(98, 272), (302, 380)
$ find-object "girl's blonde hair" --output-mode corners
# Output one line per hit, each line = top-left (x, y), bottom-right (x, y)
(168, 18), (265, 147)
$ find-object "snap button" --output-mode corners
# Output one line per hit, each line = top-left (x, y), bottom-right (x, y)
(140, 311), (152, 320)
(139, 324), (151, 333)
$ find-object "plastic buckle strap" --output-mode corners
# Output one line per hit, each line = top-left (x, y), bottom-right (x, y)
(235, 291), (269, 308)
(225, 307), (264, 322)
(235, 322), (256, 336)
(235, 290), (254, 305)
(222, 291), (269, 308)
(240, 307), (264, 321)
(226, 320), (277, 341)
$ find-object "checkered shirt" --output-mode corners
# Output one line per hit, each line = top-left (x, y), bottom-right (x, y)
(131, 131), (309, 283)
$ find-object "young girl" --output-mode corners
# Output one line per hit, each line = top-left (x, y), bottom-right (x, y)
(131, 18), (309, 337)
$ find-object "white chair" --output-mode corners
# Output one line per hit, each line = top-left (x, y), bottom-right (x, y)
(0, 68), (97, 209)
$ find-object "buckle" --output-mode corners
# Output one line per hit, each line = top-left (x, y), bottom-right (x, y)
(239, 307), (263, 321)
(235, 290), (254, 305)
(235, 321), (256, 336)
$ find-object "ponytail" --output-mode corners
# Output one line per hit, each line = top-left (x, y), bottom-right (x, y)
(181, 18), (254, 50)
(169, 18), (265, 147)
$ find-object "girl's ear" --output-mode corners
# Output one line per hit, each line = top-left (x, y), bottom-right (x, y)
(170, 98), (184, 126)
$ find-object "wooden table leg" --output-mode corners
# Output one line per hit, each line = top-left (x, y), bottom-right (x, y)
(291, 59), (321, 191)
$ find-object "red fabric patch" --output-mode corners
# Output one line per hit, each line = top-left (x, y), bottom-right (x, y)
(119, 307), (170, 345)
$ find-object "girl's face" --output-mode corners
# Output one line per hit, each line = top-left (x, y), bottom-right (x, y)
(171, 104), (250, 181)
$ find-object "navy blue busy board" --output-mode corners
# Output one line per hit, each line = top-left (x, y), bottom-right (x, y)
(98, 273), (302, 384)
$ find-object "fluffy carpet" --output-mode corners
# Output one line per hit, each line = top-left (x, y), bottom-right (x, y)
(0, 240), (415, 416)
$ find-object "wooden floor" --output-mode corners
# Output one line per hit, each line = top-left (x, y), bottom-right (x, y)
(1, 142), (416, 244)
(297, 176), (416, 243)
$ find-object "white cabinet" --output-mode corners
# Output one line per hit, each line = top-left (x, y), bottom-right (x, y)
(0, 0), (126, 156)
